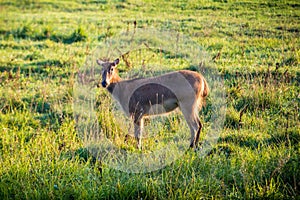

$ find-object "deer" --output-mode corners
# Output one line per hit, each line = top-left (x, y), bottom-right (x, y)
(97, 58), (209, 150)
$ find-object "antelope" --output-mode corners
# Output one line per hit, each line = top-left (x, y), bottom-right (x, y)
(97, 58), (209, 149)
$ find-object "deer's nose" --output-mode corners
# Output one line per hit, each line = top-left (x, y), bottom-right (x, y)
(101, 81), (107, 88)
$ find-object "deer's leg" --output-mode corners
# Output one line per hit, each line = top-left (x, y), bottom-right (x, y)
(188, 117), (200, 148)
(180, 104), (200, 148)
(194, 117), (202, 148)
(134, 117), (144, 150)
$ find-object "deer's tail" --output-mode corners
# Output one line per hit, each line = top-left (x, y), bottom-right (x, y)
(198, 77), (209, 107)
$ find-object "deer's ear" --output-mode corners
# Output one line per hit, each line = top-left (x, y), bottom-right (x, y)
(96, 59), (104, 66)
(112, 58), (120, 66)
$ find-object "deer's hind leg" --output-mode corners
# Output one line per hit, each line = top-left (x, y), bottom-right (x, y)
(180, 102), (201, 149)
(194, 117), (202, 148)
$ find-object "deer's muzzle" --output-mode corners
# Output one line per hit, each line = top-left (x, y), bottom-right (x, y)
(101, 81), (107, 88)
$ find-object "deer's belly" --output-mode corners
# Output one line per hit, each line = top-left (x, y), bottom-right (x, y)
(128, 83), (178, 117)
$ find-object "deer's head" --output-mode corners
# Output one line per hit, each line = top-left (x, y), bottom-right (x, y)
(97, 58), (120, 88)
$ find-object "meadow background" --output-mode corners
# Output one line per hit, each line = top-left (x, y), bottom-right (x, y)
(0, 0), (299, 199)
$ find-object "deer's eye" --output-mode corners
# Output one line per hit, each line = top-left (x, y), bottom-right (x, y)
(110, 68), (114, 73)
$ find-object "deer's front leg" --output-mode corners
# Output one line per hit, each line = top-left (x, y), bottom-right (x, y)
(134, 117), (144, 150)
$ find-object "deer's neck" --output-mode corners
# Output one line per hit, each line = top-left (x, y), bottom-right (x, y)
(107, 83), (116, 93)
(111, 73), (122, 84)
(107, 74), (122, 94)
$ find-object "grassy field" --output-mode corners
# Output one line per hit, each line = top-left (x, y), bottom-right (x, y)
(0, 0), (299, 199)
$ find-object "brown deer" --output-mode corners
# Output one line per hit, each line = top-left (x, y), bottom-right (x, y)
(97, 58), (209, 149)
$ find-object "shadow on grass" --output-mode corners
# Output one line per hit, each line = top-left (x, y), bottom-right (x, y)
(218, 128), (299, 151)
(1, 26), (88, 44)
(0, 60), (73, 80)
(61, 147), (102, 175)
(0, 42), (49, 50)
(186, 63), (300, 85)
(221, 135), (260, 149)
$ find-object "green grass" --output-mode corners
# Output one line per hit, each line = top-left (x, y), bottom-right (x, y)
(0, 0), (299, 199)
